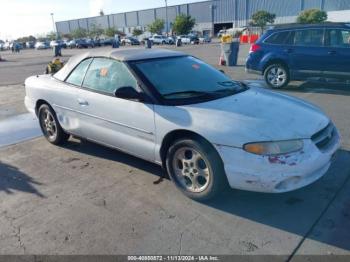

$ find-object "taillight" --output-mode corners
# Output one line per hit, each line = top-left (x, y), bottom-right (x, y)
(249, 44), (261, 53)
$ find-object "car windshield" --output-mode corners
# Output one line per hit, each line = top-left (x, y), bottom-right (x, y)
(134, 56), (246, 100)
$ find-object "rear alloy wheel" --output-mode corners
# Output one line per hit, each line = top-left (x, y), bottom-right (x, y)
(264, 64), (290, 89)
(38, 104), (69, 145)
(166, 138), (227, 201)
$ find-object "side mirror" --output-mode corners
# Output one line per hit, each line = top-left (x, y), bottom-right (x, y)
(114, 86), (143, 101)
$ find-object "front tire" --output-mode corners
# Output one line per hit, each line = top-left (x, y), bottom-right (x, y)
(166, 138), (227, 201)
(264, 63), (290, 89)
(38, 104), (69, 145)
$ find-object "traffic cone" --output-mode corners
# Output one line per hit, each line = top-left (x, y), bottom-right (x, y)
(219, 54), (226, 66)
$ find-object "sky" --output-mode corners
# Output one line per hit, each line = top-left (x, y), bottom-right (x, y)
(0, 0), (201, 40)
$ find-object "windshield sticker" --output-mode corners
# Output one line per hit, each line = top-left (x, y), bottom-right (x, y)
(192, 64), (200, 70)
(100, 68), (109, 77)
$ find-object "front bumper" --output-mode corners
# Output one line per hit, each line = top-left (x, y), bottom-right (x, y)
(215, 130), (340, 193)
(24, 96), (36, 114)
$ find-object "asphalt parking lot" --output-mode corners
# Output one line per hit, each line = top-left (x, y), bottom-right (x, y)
(0, 44), (349, 257)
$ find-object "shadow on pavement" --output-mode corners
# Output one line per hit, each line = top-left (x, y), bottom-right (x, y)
(0, 161), (45, 197)
(61, 138), (350, 252)
(285, 81), (350, 96)
(245, 79), (350, 96)
(205, 149), (350, 252)
(62, 139), (166, 179)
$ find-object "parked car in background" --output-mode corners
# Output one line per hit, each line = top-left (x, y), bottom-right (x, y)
(167, 36), (176, 45)
(76, 39), (94, 48)
(26, 41), (35, 49)
(62, 40), (70, 48)
(35, 41), (49, 50)
(68, 40), (76, 48)
(150, 35), (169, 45)
(101, 38), (114, 46)
(178, 35), (190, 44)
(4, 41), (11, 50)
(93, 39), (102, 47)
(199, 36), (211, 44)
(246, 22), (350, 88)
(85, 39), (95, 48)
(121, 37), (140, 46)
(50, 40), (58, 48)
(178, 35), (199, 45)
(50, 40), (67, 48)
(217, 29), (226, 38)
(189, 35), (199, 45)
(24, 49), (340, 201)
(10, 42), (23, 50)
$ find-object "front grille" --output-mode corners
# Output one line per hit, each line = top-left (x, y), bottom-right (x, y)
(311, 123), (335, 151)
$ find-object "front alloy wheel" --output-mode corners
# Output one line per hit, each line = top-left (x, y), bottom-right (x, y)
(264, 64), (290, 89)
(172, 147), (210, 193)
(166, 138), (228, 201)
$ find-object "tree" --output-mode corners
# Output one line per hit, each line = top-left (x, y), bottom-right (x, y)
(133, 28), (143, 36)
(71, 28), (88, 39)
(172, 14), (196, 35)
(250, 10), (276, 33)
(148, 19), (165, 34)
(62, 33), (72, 40)
(17, 35), (36, 42)
(105, 27), (117, 37)
(99, 9), (105, 16)
(89, 23), (104, 38)
(46, 31), (57, 40)
(297, 9), (328, 24)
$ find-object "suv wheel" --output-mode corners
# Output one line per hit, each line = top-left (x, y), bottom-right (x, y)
(264, 64), (290, 89)
(166, 138), (227, 201)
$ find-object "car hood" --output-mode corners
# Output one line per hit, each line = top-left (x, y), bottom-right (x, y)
(156, 87), (330, 147)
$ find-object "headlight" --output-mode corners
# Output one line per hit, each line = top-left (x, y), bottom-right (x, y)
(243, 140), (304, 156)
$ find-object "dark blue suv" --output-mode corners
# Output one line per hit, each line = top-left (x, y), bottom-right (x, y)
(246, 23), (350, 88)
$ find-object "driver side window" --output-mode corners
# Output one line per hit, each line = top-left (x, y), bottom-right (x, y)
(82, 58), (138, 95)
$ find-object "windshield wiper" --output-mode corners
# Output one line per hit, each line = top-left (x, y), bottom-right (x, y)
(163, 90), (214, 98)
(217, 80), (244, 87)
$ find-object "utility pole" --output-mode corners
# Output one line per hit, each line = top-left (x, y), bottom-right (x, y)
(165, 0), (169, 36)
(50, 13), (57, 39)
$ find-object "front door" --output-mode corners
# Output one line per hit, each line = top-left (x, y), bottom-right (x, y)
(53, 58), (93, 137)
(324, 28), (350, 79)
(289, 28), (326, 78)
(76, 57), (156, 162)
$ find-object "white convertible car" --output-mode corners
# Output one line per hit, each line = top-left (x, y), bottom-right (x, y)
(24, 49), (340, 201)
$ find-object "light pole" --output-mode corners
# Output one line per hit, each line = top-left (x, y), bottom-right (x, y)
(50, 13), (57, 39)
(165, 0), (168, 36)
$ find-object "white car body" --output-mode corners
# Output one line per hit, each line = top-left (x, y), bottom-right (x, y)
(4, 42), (11, 50)
(150, 35), (169, 44)
(178, 35), (191, 44)
(24, 49), (340, 194)
(35, 42), (48, 50)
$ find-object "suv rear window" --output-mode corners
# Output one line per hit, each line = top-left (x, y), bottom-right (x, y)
(294, 29), (324, 46)
(265, 31), (294, 45)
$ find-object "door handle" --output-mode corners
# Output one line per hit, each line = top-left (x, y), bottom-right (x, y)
(77, 98), (89, 106)
(328, 50), (336, 55)
(284, 48), (293, 53)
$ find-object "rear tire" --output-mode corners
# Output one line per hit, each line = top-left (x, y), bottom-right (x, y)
(38, 104), (69, 145)
(166, 138), (228, 201)
(264, 63), (290, 89)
